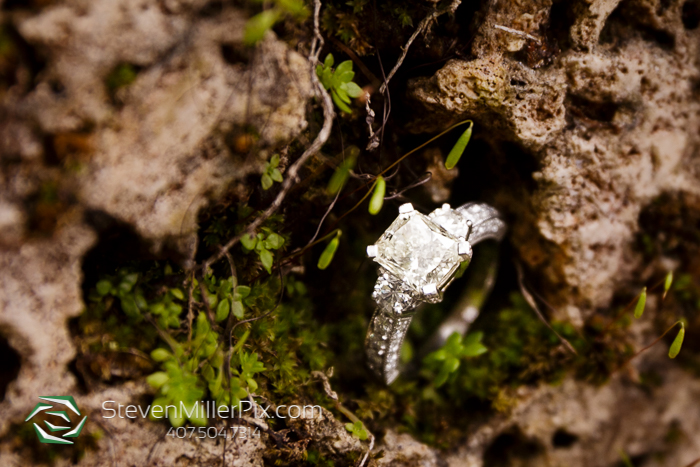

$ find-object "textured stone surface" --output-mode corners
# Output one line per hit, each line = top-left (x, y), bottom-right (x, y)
(0, 0), (311, 462)
(409, 0), (700, 317)
(373, 355), (700, 467)
(0, 222), (95, 434)
(3, 0), (311, 251)
(0, 382), (266, 466)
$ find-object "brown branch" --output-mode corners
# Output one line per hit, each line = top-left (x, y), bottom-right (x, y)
(201, 0), (334, 274)
(379, 0), (462, 94)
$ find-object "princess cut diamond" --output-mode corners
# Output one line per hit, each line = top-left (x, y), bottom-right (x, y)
(370, 211), (462, 292)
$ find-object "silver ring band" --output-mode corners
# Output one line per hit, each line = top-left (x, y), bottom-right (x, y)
(365, 202), (506, 384)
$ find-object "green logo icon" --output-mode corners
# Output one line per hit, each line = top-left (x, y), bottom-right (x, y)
(25, 396), (87, 445)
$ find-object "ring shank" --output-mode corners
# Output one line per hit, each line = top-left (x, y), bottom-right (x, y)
(365, 308), (414, 384)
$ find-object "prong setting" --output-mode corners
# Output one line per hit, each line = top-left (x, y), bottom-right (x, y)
(458, 241), (472, 258)
(398, 203), (415, 214)
(422, 284), (438, 296)
(367, 245), (378, 258)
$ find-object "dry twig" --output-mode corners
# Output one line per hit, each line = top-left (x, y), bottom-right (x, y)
(379, 0), (462, 94)
(493, 24), (542, 43)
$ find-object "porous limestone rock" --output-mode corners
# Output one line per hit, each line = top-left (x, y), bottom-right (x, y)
(408, 0), (700, 317)
(0, 0), (311, 462)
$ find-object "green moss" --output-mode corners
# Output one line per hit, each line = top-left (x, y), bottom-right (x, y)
(105, 63), (139, 98)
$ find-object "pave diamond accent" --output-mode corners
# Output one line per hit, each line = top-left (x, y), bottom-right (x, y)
(365, 308), (413, 384)
(372, 268), (420, 314)
(372, 211), (462, 291)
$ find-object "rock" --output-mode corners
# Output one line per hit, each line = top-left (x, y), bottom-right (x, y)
(0, 222), (96, 434)
(408, 0), (700, 316)
(0, 0), (312, 456)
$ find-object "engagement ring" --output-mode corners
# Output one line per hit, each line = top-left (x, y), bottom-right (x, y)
(364, 202), (506, 384)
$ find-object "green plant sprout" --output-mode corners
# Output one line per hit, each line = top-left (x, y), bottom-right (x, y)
(345, 420), (369, 440)
(368, 175), (385, 215)
(241, 228), (285, 274)
(316, 54), (363, 114)
(95, 270), (186, 329)
(105, 63), (138, 97)
(244, 0), (308, 46)
(634, 287), (647, 319)
(326, 120), (475, 228)
(629, 272), (686, 360)
(445, 121), (473, 170)
(423, 331), (488, 387)
(317, 230), (342, 270)
(261, 154), (283, 190)
(327, 147), (359, 194)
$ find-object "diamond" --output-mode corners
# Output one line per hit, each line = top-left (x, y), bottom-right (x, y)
(429, 205), (471, 239)
(372, 269), (420, 314)
(372, 212), (462, 291)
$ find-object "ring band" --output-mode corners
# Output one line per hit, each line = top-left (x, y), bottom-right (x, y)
(364, 202), (506, 384)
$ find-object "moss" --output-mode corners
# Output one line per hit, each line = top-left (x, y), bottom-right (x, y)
(105, 63), (140, 102)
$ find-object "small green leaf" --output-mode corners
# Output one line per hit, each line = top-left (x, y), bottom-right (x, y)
(445, 121), (473, 170)
(202, 364), (216, 382)
(170, 288), (184, 300)
(96, 280), (113, 296)
(331, 90), (352, 113)
(216, 298), (230, 322)
(260, 249), (274, 273)
(241, 233), (257, 250)
(232, 300), (245, 319)
(335, 60), (353, 76)
(121, 296), (140, 318)
(150, 302), (166, 315)
(119, 273), (139, 293)
(335, 86), (351, 104)
(185, 403), (207, 427)
(462, 342), (488, 357)
(663, 271), (673, 299)
(151, 348), (172, 362)
(265, 232), (285, 249)
(634, 287), (647, 319)
(270, 154), (280, 168)
(445, 356), (460, 373)
(246, 377), (258, 392)
(368, 176), (385, 215)
(146, 372), (169, 389)
(324, 53), (334, 68)
(344, 81), (363, 98)
(327, 156), (356, 194)
(321, 66), (333, 90)
(236, 285), (251, 298)
(243, 10), (280, 46)
(277, 0), (307, 16)
(434, 366), (450, 387)
(336, 70), (355, 84)
(270, 168), (283, 183)
(669, 324), (685, 358)
(261, 173), (273, 190)
(317, 232), (341, 270)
